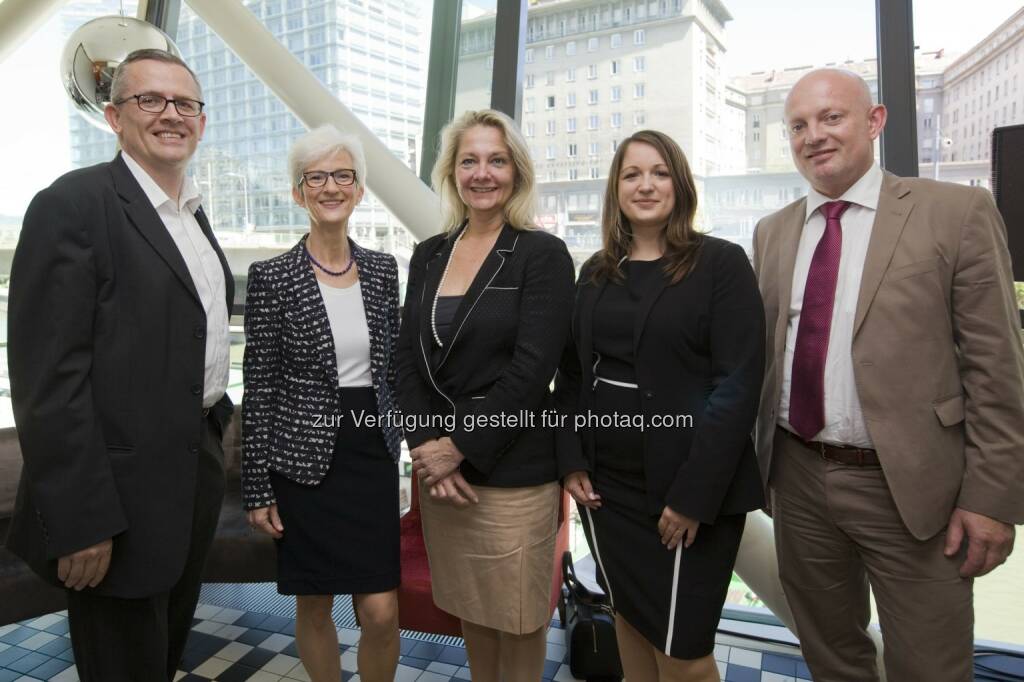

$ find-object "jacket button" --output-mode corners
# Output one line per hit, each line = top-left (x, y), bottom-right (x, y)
(644, 390), (655, 400)
(189, 443), (200, 454)
(191, 384), (202, 395)
(194, 326), (206, 339)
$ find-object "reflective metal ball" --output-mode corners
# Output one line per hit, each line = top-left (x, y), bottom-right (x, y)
(60, 15), (180, 131)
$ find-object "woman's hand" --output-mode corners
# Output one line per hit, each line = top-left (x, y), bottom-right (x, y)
(248, 504), (284, 539)
(428, 471), (479, 508)
(564, 471), (602, 509)
(411, 437), (465, 485)
(658, 505), (699, 550)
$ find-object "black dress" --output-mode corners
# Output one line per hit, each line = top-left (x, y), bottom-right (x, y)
(582, 259), (746, 660)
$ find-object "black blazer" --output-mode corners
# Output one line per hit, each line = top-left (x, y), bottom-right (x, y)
(241, 236), (402, 510)
(555, 236), (766, 523)
(396, 224), (575, 487)
(5, 154), (234, 598)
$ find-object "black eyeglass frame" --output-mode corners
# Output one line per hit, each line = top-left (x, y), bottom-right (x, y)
(299, 169), (359, 188)
(114, 93), (206, 117)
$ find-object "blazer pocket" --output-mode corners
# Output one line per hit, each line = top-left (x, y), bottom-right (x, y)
(886, 258), (938, 282)
(933, 393), (965, 427)
(483, 285), (520, 291)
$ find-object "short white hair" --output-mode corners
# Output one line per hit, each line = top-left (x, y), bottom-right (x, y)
(288, 124), (367, 189)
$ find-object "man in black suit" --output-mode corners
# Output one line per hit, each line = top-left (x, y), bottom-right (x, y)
(5, 49), (233, 681)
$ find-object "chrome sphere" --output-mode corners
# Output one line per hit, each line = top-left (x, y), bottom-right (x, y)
(60, 16), (180, 131)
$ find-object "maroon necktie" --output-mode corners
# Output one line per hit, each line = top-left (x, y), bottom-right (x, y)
(789, 200), (850, 440)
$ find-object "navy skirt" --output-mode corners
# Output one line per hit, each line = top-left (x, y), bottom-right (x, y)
(269, 387), (400, 595)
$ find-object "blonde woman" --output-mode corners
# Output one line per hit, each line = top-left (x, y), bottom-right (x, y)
(395, 109), (574, 681)
(243, 125), (402, 682)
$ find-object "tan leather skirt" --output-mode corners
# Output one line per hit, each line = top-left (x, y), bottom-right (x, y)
(419, 479), (559, 634)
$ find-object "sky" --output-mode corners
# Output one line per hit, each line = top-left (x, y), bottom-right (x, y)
(1, 0), (1022, 215)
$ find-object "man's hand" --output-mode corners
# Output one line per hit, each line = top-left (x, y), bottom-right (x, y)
(248, 504), (284, 539)
(658, 506), (700, 550)
(564, 471), (601, 509)
(944, 507), (1015, 578)
(411, 437), (465, 485)
(58, 538), (113, 590)
(428, 471), (479, 508)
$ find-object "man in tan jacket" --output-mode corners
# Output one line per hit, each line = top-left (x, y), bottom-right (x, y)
(753, 68), (1024, 681)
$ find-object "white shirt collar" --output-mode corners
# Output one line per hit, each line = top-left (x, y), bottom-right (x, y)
(804, 162), (883, 224)
(121, 151), (203, 214)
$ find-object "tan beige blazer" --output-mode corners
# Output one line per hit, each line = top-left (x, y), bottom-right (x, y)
(753, 171), (1024, 540)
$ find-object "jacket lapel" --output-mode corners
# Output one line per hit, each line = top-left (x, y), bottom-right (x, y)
(576, 270), (606, 389)
(353, 240), (385, 390)
(774, 199), (807, 376)
(417, 228), (458, 368)
(194, 205), (234, 315)
(292, 237), (339, 386)
(853, 172), (914, 338)
(437, 224), (519, 369)
(111, 154), (202, 307)
(632, 260), (670, 354)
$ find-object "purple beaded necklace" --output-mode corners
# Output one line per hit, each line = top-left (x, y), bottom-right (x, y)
(304, 243), (354, 277)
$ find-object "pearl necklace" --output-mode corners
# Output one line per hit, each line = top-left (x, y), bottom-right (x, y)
(431, 230), (465, 347)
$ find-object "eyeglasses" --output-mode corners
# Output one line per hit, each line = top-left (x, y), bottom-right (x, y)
(300, 169), (358, 188)
(115, 94), (205, 117)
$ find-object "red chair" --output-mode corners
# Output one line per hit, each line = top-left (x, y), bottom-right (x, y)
(397, 471), (571, 636)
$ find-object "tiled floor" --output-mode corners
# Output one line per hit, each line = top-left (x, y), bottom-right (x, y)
(2, 585), (1021, 681)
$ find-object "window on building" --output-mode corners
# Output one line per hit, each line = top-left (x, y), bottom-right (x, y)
(611, 60), (620, 75)
(546, 119), (556, 135)
(567, 92), (577, 107)
(633, 55), (646, 72)
(546, 45), (554, 59)
(588, 114), (599, 130)
(589, 141), (599, 155)
(567, 117), (577, 133)
(633, 111), (645, 125)
(567, 67), (577, 82)
(566, 41), (577, 56)
(569, 167), (579, 180)
(610, 33), (622, 48)
(588, 64), (598, 79)
(634, 29), (645, 45)
(588, 37), (599, 51)
(526, 74), (535, 88)
(611, 112), (622, 128)
(589, 89), (599, 104)
(568, 143), (578, 157)
(546, 95), (556, 109)
(546, 71), (555, 86)
(611, 85), (621, 102)
(525, 122), (535, 137)
(526, 48), (534, 63)
(590, 166), (600, 179)
(526, 97), (536, 113)
(634, 82), (645, 98)
(546, 145), (556, 160)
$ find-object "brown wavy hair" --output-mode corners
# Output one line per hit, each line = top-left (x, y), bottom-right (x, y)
(590, 130), (702, 284)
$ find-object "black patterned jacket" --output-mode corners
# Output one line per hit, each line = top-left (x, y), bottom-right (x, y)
(241, 236), (402, 510)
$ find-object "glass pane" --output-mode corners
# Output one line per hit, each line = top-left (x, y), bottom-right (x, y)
(455, 0), (496, 113)
(914, 1), (1024, 648)
(0, 1), (141, 429)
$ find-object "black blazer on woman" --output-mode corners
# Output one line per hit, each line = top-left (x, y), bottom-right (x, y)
(242, 236), (402, 510)
(555, 236), (766, 523)
(396, 224), (575, 487)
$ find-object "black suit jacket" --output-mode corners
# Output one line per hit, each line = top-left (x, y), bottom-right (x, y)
(5, 153), (234, 598)
(396, 224), (575, 487)
(241, 236), (403, 510)
(555, 236), (766, 523)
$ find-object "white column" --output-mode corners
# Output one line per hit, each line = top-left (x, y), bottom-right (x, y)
(184, 0), (440, 241)
(0, 0), (69, 64)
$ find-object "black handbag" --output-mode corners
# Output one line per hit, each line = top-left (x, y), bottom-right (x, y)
(560, 551), (623, 682)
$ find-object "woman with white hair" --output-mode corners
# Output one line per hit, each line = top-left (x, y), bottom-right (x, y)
(395, 109), (575, 681)
(242, 124), (403, 682)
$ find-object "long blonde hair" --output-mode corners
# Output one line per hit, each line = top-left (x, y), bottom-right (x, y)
(431, 109), (537, 232)
(591, 130), (702, 284)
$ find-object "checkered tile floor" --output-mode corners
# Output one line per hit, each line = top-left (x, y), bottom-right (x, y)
(2, 584), (1021, 680)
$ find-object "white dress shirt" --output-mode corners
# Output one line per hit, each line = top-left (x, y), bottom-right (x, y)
(122, 152), (230, 409)
(779, 163), (883, 447)
(318, 281), (373, 387)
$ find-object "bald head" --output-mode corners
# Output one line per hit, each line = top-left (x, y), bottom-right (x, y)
(783, 68), (887, 198)
(786, 69), (874, 114)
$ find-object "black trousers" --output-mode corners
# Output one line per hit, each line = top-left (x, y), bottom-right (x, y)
(66, 414), (226, 682)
